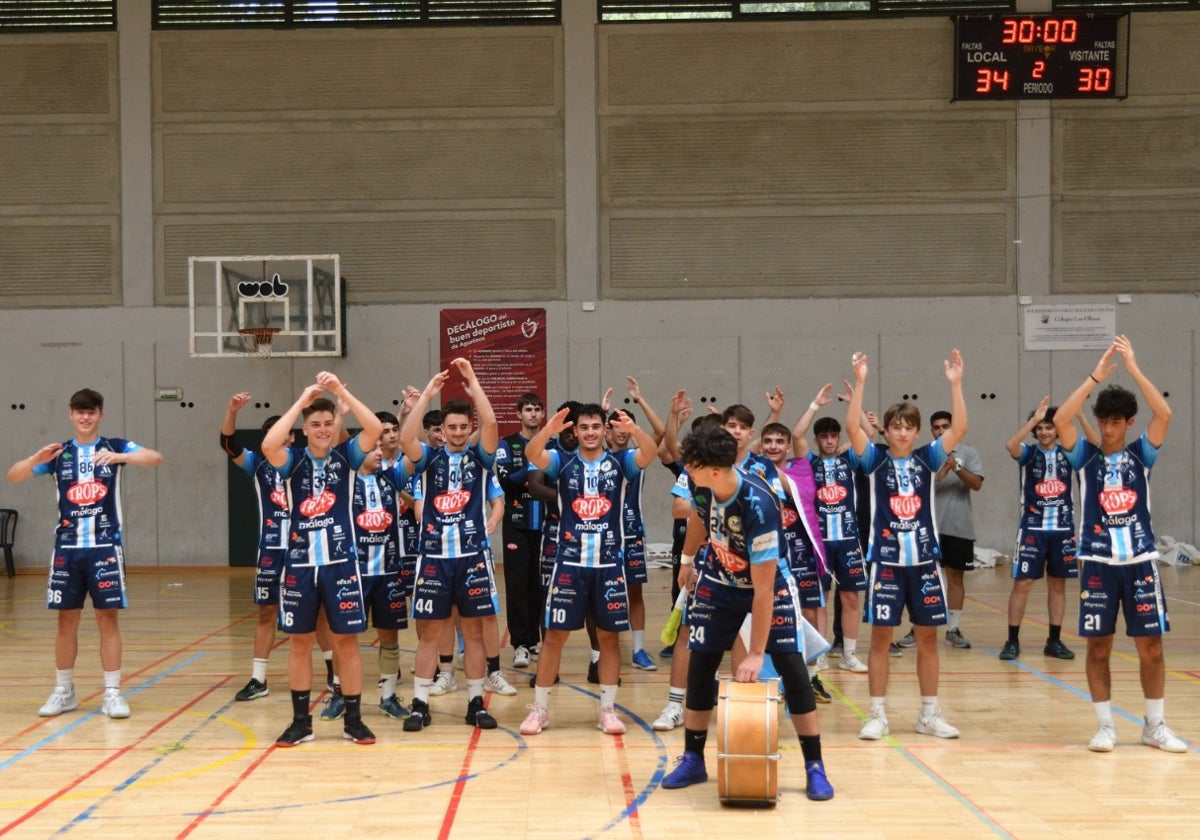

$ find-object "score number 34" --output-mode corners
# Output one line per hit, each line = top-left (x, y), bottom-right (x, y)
(975, 61), (1114, 94)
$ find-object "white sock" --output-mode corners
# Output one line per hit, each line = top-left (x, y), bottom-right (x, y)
(599, 684), (618, 708)
(251, 658), (268, 683)
(948, 610), (961, 631)
(1094, 700), (1113, 726)
(103, 670), (121, 692)
(535, 685), (552, 707)
(870, 696), (886, 716)
(414, 676), (433, 703)
(380, 674), (397, 699)
(1145, 698), (1164, 726)
(632, 629), (645, 651)
(332, 674), (341, 688)
(590, 649), (600, 664)
(668, 686), (685, 706)
(807, 664), (817, 678)
(466, 678), (484, 700)
(844, 639), (857, 656)
(56, 668), (74, 690)
(920, 696), (938, 718)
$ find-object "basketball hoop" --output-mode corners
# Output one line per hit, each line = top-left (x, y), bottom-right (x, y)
(238, 326), (281, 359)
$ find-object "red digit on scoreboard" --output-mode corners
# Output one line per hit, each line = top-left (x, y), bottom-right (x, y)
(1032, 60), (1045, 79)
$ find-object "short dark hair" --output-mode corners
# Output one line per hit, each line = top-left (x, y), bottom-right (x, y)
(517, 392), (543, 411)
(261, 414), (283, 434)
(760, 422), (790, 440)
(69, 388), (103, 411)
(608, 408), (636, 425)
(883, 402), (921, 429)
(682, 426), (738, 469)
(375, 410), (399, 426)
(422, 409), (444, 429)
(576, 402), (606, 424)
(302, 398), (336, 420)
(1093, 385), (1137, 421)
(813, 417), (842, 436)
(692, 413), (722, 432)
(442, 399), (472, 422)
(930, 410), (952, 426)
(1028, 406), (1058, 424)
(721, 404), (755, 428)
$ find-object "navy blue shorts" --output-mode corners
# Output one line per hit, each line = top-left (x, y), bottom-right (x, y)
(685, 571), (802, 654)
(623, 538), (648, 585)
(279, 561), (367, 635)
(411, 552), (497, 621)
(254, 547), (285, 606)
(826, 539), (868, 591)
(862, 562), (947, 627)
(48, 545), (126, 611)
(1079, 558), (1169, 638)
(361, 570), (408, 630)
(1013, 530), (1078, 580)
(544, 562), (629, 633)
(399, 554), (418, 600)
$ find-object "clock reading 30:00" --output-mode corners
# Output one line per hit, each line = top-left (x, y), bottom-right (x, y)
(954, 15), (1125, 100)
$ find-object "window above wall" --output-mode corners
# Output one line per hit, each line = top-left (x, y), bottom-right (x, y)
(0, 0), (116, 30)
(597, 0), (1015, 20)
(152, 0), (561, 29)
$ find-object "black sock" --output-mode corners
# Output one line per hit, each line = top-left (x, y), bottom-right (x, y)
(343, 694), (362, 724)
(1048, 624), (1062, 642)
(486, 655), (500, 675)
(799, 734), (822, 763)
(324, 658), (334, 685)
(291, 690), (311, 720)
(439, 654), (454, 667)
(330, 682), (343, 697)
(1008, 625), (1020, 643)
(684, 728), (708, 755)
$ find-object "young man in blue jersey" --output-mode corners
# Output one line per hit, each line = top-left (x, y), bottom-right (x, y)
(9, 388), (164, 719)
(263, 372), (383, 747)
(522, 401), (658, 736)
(399, 358), (503, 732)
(660, 425), (833, 801)
(847, 349), (965, 741)
(1053, 336), (1186, 753)
(1000, 396), (1091, 661)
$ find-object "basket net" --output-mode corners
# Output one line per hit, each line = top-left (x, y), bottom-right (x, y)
(237, 327), (281, 359)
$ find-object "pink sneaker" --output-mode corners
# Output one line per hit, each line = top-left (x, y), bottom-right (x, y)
(519, 703), (549, 735)
(597, 706), (626, 735)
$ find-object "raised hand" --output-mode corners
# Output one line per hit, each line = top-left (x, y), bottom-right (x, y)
(851, 351), (869, 383)
(943, 349), (964, 385)
(229, 392), (252, 412)
(765, 386), (786, 414)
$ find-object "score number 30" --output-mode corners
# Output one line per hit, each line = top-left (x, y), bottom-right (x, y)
(975, 62), (1114, 94)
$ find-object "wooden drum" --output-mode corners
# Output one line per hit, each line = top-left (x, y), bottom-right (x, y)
(715, 678), (781, 806)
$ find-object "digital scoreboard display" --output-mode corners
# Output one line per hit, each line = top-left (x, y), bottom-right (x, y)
(954, 15), (1126, 101)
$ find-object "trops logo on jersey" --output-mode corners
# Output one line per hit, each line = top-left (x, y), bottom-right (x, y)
(572, 496), (612, 520)
(66, 480), (107, 505)
(1099, 488), (1137, 515)
(298, 489), (336, 518)
(433, 489), (471, 514)
(270, 487), (288, 509)
(710, 542), (748, 573)
(816, 484), (847, 506)
(1035, 479), (1067, 498)
(356, 509), (393, 532)
(889, 494), (921, 520)
(780, 506), (799, 529)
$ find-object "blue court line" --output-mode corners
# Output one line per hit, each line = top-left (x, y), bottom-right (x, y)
(0, 654), (205, 774)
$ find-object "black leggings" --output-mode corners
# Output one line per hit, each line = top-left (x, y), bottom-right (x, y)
(685, 649), (816, 716)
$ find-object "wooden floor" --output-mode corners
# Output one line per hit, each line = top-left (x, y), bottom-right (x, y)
(1, 561), (1197, 839)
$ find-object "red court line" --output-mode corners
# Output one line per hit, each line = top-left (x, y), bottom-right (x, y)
(436, 695), (492, 840)
(3, 611), (259, 748)
(0, 677), (233, 837)
(610, 732), (643, 840)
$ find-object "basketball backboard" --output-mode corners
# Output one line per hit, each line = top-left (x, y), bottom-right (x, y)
(188, 255), (345, 358)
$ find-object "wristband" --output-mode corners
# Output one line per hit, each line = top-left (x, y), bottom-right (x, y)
(220, 432), (243, 459)
(680, 553), (695, 566)
(809, 401), (820, 412)
(1089, 374), (1100, 384)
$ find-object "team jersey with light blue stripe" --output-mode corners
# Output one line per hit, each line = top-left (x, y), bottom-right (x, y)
(34, 437), (142, 549)
(1014, 443), (1076, 532)
(353, 472), (401, 577)
(688, 470), (786, 590)
(238, 451), (291, 551)
(413, 443), (497, 558)
(808, 451), (860, 543)
(856, 441), (947, 567)
(1065, 434), (1159, 564)
(277, 439), (366, 567)
(543, 448), (641, 567)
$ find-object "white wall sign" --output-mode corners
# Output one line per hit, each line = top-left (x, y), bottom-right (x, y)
(1023, 304), (1116, 351)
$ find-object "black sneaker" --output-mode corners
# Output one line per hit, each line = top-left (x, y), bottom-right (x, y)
(999, 640), (1020, 661)
(1044, 639), (1076, 660)
(585, 662), (620, 686)
(529, 673), (561, 688)
(343, 719), (377, 745)
(465, 696), (497, 730)
(235, 678), (268, 702)
(403, 698), (432, 732)
(810, 675), (832, 704)
(276, 717), (314, 747)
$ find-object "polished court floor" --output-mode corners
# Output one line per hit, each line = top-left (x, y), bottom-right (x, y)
(1, 561), (1197, 839)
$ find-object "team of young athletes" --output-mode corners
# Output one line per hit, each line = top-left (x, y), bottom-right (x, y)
(7, 335), (1187, 799)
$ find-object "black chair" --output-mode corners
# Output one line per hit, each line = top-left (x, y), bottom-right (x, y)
(0, 509), (16, 578)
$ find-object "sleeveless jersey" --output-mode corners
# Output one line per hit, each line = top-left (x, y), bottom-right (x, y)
(1066, 434), (1159, 564)
(689, 470), (784, 590)
(413, 442), (496, 558)
(1014, 443), (1075, 532)
(808, 451), (860, 543)
(277, 439), (366, 567)
(857, 440), (947, 567)
(544, 448), (641, 567)
(33, 437), (143, 549)
(353, 472), (401, 577)
(238, 450), (291, 551)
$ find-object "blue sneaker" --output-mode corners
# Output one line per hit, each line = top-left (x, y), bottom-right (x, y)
(662, 751), (708, 789)
(320, 692), (345, 721)
(379, 695), (409, 719)
(632, 649), (657, 671)
(805, 760), (834, 801)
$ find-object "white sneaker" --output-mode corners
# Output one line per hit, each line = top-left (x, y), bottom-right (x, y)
(1142, 720), (1187, 753)
(916, 710), (960, 739)
(815, 653), (829, 672)
(1089, 723), (1118, 752)
(838, 652), (868, 673)
(513, 646), (531, 668)
(429, 670), (458, 696)
(519, 703), (549, 735)
(597, 705), (626, 735)
(859, 711), (889, 740)
(530, 643), (540, 662)
(484, 670), (518, 696)
(652, 703), (685, 732)
(39, 686), (78, 717)
(102, 691), (130, 719)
